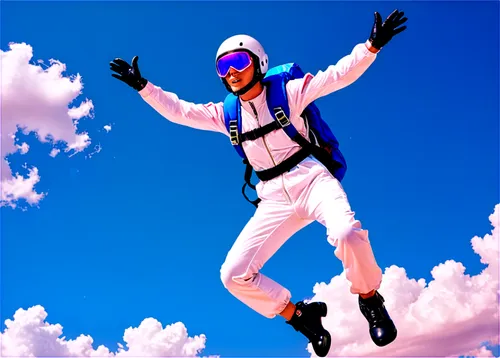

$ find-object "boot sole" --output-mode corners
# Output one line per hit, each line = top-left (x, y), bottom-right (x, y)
(314, 330), (331, 357)
(315, 302), (330, 357)
(372, 327), (397, 347)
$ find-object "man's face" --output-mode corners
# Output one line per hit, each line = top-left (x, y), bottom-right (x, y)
(224, 61), (255, 92)
(216, 51), (256, 92)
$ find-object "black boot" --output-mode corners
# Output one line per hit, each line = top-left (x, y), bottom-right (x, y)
(358, 291), (397, 347)
(286, 301), (331, 357)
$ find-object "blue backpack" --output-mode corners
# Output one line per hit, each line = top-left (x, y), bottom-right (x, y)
(223, 63), (347, 207)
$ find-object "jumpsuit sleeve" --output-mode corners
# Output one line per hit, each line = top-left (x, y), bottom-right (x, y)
(138, 81), (229, 136)
(286, 41), (378, 114)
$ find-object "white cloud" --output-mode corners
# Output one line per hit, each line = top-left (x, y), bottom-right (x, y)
(49, 148), (61, 158)
(1, 42), (95, 209)
(306, 204), (499, 357)
(16, 142), (30, 154)
(0, 305), (215, 357)
(104, 124), (112, 132)
(467, 346), (495, 357)
(0, 206), (497, 357)
(1, 163), (45, 209)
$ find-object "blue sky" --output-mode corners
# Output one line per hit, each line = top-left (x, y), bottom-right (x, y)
(1, 1), (498, 357)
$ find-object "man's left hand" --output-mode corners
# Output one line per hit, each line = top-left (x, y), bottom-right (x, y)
(368, 9), (408, 50)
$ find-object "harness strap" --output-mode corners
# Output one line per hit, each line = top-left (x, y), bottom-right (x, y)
(254, 147), (311, 182)
(289, 131), (344, 177)
(240, 147), (310, 208)
(242, 159), (261, 207)
(240, 121), (282, 142)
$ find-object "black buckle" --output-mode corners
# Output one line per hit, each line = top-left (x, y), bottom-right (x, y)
(229, 120), (239, 145)
(273, 108), (290, 127)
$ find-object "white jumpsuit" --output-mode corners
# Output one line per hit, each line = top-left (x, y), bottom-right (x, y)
(139, 41), (383, 319)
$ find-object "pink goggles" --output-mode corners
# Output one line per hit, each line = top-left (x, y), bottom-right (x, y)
(216, 51), (252, 78)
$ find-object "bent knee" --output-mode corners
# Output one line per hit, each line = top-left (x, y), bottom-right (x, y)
(328, 219), (368, 246)
(220, 261), (257, 290)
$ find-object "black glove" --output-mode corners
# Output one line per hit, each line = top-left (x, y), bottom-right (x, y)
(110, 56), (148, 91)
(369, 9), (408, 50)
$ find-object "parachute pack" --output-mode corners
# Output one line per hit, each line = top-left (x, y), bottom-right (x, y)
(223, 63), (347, 207)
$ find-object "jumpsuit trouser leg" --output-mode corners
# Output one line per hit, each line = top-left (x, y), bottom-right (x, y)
(220, 161), (383, 318)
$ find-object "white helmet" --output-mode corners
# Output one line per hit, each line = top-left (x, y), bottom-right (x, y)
(215, 34), (269, 95)
(216, 34), (269, 74)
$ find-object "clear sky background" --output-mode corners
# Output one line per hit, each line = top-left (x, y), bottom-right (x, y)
(1, 1), (498, 357)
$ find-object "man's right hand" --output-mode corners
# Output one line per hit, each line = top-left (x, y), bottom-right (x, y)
(110, 56), (148, 91)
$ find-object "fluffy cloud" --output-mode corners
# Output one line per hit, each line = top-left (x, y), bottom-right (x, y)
(0, 208), (497, 357)
(0, 305), (214, 357)
(306, 204), (499, 357)
(1, 42), (95, 209)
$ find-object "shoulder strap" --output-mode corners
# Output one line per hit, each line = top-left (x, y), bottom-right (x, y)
(223, 93), (246, 159)
(223, 93), (261, 208)
(265, 77), (344, 179)
(264, 73), (301, 142)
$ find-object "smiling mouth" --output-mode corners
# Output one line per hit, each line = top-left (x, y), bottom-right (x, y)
(231, 79), (241, 85)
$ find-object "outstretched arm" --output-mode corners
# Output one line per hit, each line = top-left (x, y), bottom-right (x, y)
(110, 56), (228, 135)
(139, 82), (228, 134)
(286, 41), (378, 112)
(287, 9), (407, 113)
